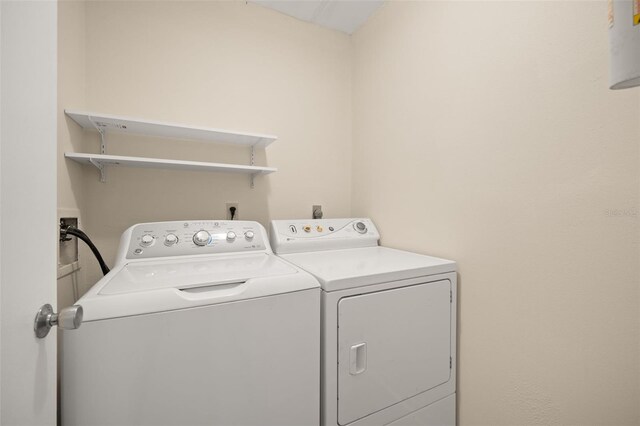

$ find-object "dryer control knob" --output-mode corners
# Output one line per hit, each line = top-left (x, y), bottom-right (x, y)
(226, 231), (237, 241)
(354, 221), (367, 234)
(140, 234), (154, 247)
(244, 231), (255, 240)
(193, 230), (210, 246)
(164, 234), (178, 246)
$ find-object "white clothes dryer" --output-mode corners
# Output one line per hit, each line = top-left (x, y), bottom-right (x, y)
(61, 220), (320, 426)
(270, 218), (457, 426)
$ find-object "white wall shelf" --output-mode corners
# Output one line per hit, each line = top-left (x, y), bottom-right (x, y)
(64, 110), (277, 148)
(65, 153), (277, 175)
(64, 110), (277, 187)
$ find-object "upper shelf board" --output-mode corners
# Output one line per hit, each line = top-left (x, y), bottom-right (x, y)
(64, 110), (277, 148)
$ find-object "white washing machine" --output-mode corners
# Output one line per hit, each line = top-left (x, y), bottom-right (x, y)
(61, 220), (320, 426)
(270, 218), (457, 426)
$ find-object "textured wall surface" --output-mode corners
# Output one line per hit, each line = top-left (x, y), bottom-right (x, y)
(351, 1), (640, 424)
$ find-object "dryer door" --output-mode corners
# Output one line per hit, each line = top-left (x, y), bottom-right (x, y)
(337, 280), (452, 425)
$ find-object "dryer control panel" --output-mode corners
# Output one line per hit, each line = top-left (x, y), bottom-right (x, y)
(122, 220), (269, 260)
(270, 218), (380, 254)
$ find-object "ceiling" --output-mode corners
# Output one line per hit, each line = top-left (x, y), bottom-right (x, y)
(250, 0), (384, 35)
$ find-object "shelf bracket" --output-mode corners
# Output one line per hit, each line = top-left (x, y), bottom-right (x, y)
(250, 145), (255, 188)
(97, 129), (107, 182)
(88, 158), (106, 183)
(99, 129), (107, 155)
(88, 115), (108, 183)
(87, 115), (107, 153)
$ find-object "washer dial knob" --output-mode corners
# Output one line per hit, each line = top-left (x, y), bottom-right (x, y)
(193, 230), (210, 246)
(354, 221), (367, 234)
(164, 234), (178, 246)
(226, 231), (237, 241)
(244, 231), (255, 240)
(140, 234), (154, 247)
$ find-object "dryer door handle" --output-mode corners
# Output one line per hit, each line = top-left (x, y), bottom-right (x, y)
(349, 342), (367, 375)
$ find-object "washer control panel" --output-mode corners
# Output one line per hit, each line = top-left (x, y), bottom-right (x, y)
(270, 218), (380, 254)
(124, 220), (268, 259)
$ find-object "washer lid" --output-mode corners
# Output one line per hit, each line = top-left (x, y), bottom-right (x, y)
(280, 246), (456, 292)
(77, 253), (319, 321)
(100, 253), (297, 295)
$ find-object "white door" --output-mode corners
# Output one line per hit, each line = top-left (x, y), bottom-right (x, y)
(1, 1), (58, 425)
(337, 280), (452, 425)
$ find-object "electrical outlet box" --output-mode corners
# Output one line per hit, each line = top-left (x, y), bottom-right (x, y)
(312, 205), (323, 219)
(59, 217), (79, 265)
(226, 202), (239, 220)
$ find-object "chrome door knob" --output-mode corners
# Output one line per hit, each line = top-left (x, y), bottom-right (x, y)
(34, 304), (83, 338)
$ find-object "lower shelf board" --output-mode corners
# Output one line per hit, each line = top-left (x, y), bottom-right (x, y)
(65, 152), (277, 175)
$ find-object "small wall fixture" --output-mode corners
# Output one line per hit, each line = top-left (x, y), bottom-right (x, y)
(609, 0), (640, 89)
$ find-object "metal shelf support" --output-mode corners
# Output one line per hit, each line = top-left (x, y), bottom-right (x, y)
(88, 158), (106, 183)
(250, 145), (256, 188)
(87, 115), (108, 183)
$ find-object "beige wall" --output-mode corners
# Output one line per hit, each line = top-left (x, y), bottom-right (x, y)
(57, 0), (87, 309)
(352, 1), (640, 424)
(61, 1), (352, 291)
(57, 0), (640, 423)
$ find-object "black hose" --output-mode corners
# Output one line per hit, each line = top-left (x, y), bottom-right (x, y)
(62, 226), (111, 276)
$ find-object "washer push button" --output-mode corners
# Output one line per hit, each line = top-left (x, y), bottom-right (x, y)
(354, 221), (367, 234)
